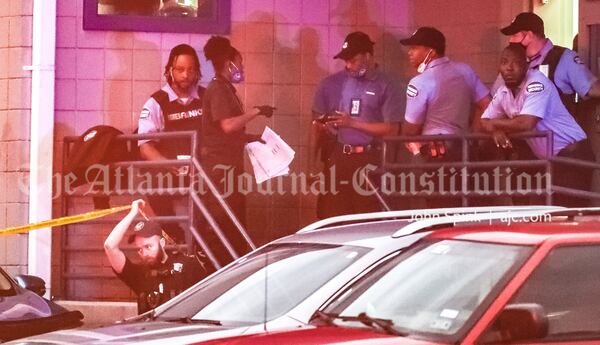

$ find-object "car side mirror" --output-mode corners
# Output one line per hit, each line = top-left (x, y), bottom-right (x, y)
(481, 303), (548, 344)
(14, 274), (47, 297)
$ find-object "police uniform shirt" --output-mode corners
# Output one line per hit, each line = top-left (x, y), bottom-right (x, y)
(138, 83), (202, 146)
(528, 39), (597, 96)
(312, 67), (404, 145)
(492, 39), (598, 97)
(115, 252), (205, 313)
(483, 69), (586, 159)
(405, 57), (489, 135)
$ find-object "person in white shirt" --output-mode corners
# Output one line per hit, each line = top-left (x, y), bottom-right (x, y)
(481, 44), (593, 206)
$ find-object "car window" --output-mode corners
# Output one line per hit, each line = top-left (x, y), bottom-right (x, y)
(483, 244), (600, 343)
(0, 269), (16, 296)
(324, 240), (532, 342)
(158, 243), (369, 324)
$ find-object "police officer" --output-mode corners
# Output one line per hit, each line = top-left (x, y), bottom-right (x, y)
(137, 44), (204, 242)
(481, 44), (593, 207)
(399, 27), (491, 206)
(499, 12), (600, 114)
(104, 199), (206, 314)
(311, 31), (404, 219)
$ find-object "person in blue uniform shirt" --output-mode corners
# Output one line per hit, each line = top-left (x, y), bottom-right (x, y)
(499, 12), (600, 112)
(499, 12), (600, 204)
(481, 44), (593, 207)
(399, 27), (490, 206)
(137, 44), (204, 243)
(311, 31), (404, 219)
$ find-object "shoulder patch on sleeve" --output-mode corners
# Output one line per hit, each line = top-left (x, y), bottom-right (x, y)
(574, 55), (583, 64)
(526, 82), (544, 93)
(406, 84), (419, 98)
(140, 108), (150, 119)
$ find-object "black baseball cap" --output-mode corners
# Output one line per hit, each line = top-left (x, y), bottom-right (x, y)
(400, 27), (445, 55)
(127, 220), (163, 244)
(333, 31), (375, 60)
(501, 12), (544, 36)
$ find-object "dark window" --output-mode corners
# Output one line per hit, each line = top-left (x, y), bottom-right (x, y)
(482, 244), (600, 343)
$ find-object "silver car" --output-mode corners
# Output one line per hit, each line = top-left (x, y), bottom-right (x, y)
(8, 206), (561, 344)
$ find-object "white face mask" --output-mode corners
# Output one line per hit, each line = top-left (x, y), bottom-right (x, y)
(417, 49), (434, 73)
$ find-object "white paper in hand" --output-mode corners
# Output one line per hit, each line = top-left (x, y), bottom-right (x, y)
(245, 127), (295, 183)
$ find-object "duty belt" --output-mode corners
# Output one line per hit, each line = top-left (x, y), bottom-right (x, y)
(341, 143), (373, 155)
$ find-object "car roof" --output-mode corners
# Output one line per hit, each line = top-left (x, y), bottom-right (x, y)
(271, 206), (566, 248)
(427, 220), (600, 246)
(273, 219), (413, 247)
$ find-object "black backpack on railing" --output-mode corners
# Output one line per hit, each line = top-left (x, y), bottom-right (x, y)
(64, 125), (132, 209)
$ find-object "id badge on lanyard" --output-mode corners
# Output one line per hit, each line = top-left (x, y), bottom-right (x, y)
(350, 98), (361, 117)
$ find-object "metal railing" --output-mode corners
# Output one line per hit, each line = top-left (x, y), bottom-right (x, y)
(377, 131), (600, 207)
(59, 131), (254, 298)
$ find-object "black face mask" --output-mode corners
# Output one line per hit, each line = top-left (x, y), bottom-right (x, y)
(515, 32), (528, 50)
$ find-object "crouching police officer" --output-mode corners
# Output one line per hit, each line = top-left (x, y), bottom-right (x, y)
(104, 199), (207, 314)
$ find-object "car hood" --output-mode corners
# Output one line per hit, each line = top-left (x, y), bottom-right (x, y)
(0, 289), (67, 321)
(7, 321), (251, 345)
(193, 327), (445, 345)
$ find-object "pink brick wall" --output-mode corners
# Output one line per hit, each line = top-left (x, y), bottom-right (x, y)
(0, 0), (33, 276)
(49, 0), (529, 300)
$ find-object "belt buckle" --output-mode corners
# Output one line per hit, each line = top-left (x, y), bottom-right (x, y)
(342, 144), (353, 155)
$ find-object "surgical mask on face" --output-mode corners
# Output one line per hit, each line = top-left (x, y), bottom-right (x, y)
(417, 49), (433, 73)
(229, 62), (244, 83)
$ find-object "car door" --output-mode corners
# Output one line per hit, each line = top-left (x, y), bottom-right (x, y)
(475, 244), (600, 345)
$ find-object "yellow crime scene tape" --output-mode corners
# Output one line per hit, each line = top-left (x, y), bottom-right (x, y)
(0, 205), (132, 236)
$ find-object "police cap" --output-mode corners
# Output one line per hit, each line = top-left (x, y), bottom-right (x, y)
(400, 27), (445, 55)
(127, 220), (163, 244)
(333, 31), (375, 60)
(501, 12), (544, 36)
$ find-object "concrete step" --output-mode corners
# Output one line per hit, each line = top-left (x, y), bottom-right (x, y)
(56, 300), (137, 327)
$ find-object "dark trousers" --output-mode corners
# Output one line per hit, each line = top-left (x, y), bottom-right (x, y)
(554, 139), (594, 207)
(384, 141), (463, 210)
(199, 158), (250, 269)
(469, 139), (537, 206)
(144, 170), (188, 243)
(422, 143), (463, 208)
(317, 145), (381, 219)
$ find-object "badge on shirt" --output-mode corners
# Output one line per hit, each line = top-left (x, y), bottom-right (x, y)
(350, 98), (361, 116)
(140, 108), (150, 119)
(526, 82), (544, 93)
(407, 84), (419, 98)
(539, 64), (549, 78)
(574, 55), (583, 64)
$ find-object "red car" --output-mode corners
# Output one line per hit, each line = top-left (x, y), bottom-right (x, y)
(194, 212), (600, 344)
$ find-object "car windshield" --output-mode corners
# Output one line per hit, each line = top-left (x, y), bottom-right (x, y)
(323, 239), (532, 341)
(157, 242), (369, 324)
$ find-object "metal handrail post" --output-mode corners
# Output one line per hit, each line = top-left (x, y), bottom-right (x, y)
(187, 132), (198, 254)
(190, 225), (221, 270)
(190, 190), (238, 259)
(461, 136), (469, 207)
(545, 131), (553, 205)
(192, 157), (256, 250)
